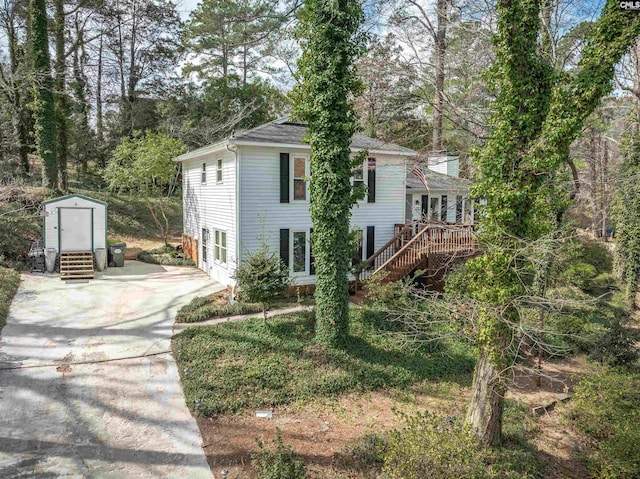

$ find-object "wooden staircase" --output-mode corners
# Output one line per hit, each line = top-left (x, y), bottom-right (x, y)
(59, 251), (95, 280)
(355, 222), (477, 290)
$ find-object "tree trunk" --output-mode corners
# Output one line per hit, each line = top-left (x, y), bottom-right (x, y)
(6, 11), (30, 176)
(54, 0), (68, 190)
(466, 351), (505, 446)
(30, 0), (58, 189)
(431, 0), (449, 154)
(96, 33), (104, 144)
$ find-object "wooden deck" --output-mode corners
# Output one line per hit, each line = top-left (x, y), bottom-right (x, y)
(355, 222), (478, 289)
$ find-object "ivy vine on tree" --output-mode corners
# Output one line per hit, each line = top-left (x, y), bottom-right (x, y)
(293, 0), (367, 346)
(462, 0), (640, 445)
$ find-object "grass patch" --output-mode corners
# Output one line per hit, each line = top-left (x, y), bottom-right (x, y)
(137, 245), (195, 266)
(176, 293), (263, 323)
(0, 267), (20, 330)
(176, 292), (314, 323)
(174, 308), (475, 416)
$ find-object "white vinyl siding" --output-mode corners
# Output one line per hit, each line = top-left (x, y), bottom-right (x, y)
(183, 149), (237, 285)
(239, 145), (405, 285)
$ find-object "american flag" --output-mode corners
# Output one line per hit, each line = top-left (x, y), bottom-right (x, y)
(411, 166), (430, 193)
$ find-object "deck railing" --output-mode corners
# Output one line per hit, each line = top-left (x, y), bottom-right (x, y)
(356, 223), (477, 288)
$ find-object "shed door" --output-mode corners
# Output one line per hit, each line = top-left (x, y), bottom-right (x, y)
(60, 208), (92, 251)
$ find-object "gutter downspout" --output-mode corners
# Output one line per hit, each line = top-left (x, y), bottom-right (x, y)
(226, 142), (239, 300)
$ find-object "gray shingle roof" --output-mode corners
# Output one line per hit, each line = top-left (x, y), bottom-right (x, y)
(406, 165), (471, 191)
(231, 117), (416, 155)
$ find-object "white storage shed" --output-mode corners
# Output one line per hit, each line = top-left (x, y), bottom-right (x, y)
(42, 194), (108, 253)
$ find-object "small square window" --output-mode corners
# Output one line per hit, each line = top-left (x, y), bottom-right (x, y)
(216, 159), (223, 183)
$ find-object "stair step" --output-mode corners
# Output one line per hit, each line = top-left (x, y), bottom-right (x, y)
(59, 250), (95, 280)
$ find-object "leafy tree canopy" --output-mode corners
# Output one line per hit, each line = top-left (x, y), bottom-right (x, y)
(103, 131), (185, 196)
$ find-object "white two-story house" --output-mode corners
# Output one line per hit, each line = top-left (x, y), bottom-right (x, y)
(175, 117), (417, 288)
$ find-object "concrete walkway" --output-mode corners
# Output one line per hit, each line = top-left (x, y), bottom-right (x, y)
(0, 261), (224, 478)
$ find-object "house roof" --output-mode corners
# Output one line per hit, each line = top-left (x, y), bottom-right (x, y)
(42, 193), (108, 207)
(405, 165), (471, 192)
(174, 117), (417, 161)
(230, 118), (417, 156)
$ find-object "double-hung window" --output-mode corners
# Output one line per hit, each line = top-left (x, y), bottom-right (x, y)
(201, 163), (207, 183)
(214, 230), (227, 264)
(353, 161), (364, 190)
(293, 157), (307, 201)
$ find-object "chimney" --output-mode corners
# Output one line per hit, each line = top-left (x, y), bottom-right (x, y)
(428, 154), (459, 178)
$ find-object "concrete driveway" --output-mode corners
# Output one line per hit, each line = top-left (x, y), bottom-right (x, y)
(0, 261), (224, 478)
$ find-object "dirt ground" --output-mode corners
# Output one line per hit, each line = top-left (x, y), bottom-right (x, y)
(198, 385), (469, 479)
(196, 356), (596, 479)
(117, 236), (182, 259)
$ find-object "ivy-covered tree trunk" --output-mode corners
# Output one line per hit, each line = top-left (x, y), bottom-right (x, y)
(465, 0), (640, 445)
(54, 0), (68, 190)
(294, 0), (366, 347)
(615, 128), (640, 308)
(30, 0), (58, 189)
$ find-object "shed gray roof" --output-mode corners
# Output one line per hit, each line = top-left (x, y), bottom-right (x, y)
(406, 165), (471, 192)
(231, 117), (416, 155)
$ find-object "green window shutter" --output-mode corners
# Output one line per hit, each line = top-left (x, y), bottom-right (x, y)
(280, 153), (290, 203)
(280, 229), (290, 268)
(366, 226), (375, 258)
(367, 158), (376, 203)
(309, 228), (315, 275)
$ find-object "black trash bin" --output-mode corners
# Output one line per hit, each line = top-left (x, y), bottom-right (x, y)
(107, 242), (126, 267)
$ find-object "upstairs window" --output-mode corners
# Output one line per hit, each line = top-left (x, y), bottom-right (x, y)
(201, 163), (207, 183)
(216, 158), (223, 183)
(293, 157), (307, 201)
(353, 161), (364, 190)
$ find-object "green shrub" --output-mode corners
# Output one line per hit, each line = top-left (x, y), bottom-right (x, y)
(252, 429), (306, 479)
(0, 266), (20, 330)
(137, 247), (195, 266)
(561, 262), (598, 289)
(589, 320), (639, 368)
(364, 273), (414, 310)
(589, 273), (618, 291)
(383, 412), (490, 479)
(232, 246), (291, 316)
(564, 368), (640, 479)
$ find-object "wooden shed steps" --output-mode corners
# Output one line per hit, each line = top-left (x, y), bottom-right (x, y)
(59, 251), (94, 280)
